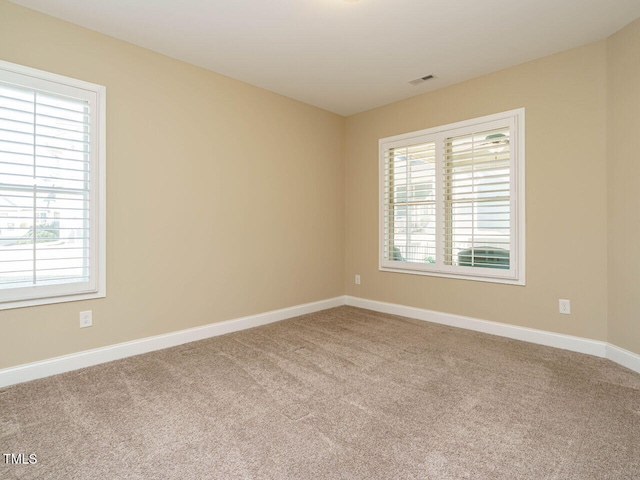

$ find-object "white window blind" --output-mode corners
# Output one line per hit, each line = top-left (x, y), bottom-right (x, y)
(379, 109), (524, 285)
(383, 142), (437, 264)
(0, 61), (105, 309)
(444, 127), (511, 269)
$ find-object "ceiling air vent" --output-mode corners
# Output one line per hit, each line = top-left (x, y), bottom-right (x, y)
(409, 74), (435, 86)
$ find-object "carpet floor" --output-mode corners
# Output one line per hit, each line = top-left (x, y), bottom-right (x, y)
(1, 306), (639, 479)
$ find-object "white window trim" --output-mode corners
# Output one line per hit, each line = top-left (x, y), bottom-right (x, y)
(379, 108), (525, 285)
(0, 60), (106, 310)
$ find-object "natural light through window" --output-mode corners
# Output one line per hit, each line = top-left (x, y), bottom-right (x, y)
(379, 109), (524, 284)
(0, 61), (105, 309)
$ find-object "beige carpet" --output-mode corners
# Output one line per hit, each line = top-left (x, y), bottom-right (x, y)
(1, 306), (639, 479)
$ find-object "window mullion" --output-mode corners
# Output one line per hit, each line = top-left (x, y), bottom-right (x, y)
(435, 134), (444, 269)
(83, 103), (91, 281)
(471, 133), (476, 266)
(404, 147), (410, 258)
(509, 116), (518, 276)
(31, 91), (37, 286)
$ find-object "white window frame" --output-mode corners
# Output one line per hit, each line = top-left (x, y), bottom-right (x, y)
(379, 109), (525, 285)
(0, 60), (106, 309)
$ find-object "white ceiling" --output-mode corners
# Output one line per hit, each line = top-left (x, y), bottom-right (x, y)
(10, 0), (640, 116)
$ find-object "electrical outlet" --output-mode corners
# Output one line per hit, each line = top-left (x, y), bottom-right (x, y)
(559, 299), (571, 315)
(80, 310), (93, 328)
(355, 274), (361, 285)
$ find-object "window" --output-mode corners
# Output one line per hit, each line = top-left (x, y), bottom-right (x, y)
(380, 109), (524, 285)
(0, 60), (106, 309)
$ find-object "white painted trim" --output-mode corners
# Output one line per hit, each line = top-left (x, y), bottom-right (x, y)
(2, 295), (638, 389)
(345, 296), (640, 375)
(0, 296), (346, 388)
(606, 343), (640, 374)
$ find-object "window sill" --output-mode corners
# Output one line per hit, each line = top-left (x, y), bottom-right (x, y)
(379, 265), (525, 286)
(0, 290), (106, 311)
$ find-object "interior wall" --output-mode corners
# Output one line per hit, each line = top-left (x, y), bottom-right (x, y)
(345, 42), (609, 342)
(0, 1), (345, 369)
(607, 18), (640, 355)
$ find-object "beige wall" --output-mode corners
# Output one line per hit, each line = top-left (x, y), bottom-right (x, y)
(607, 18), (640, 354)
(345, 42), (610, 342)
(0, 1), (345, 369)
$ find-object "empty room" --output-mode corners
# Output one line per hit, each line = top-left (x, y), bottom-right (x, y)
(1, 0), (640, 478)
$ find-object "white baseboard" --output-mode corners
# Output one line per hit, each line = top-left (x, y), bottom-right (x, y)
(606, 343), (640, 374)
(2, 295), (638, 389)
(0, 296), (346, 389)
(345, 296), (640, 375)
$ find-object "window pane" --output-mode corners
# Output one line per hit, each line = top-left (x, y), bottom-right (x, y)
(384, 142), (436, 264)
(444, 128), (511, 268)
(33, 192), (89, 286)
(0, 73), (94, 296)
